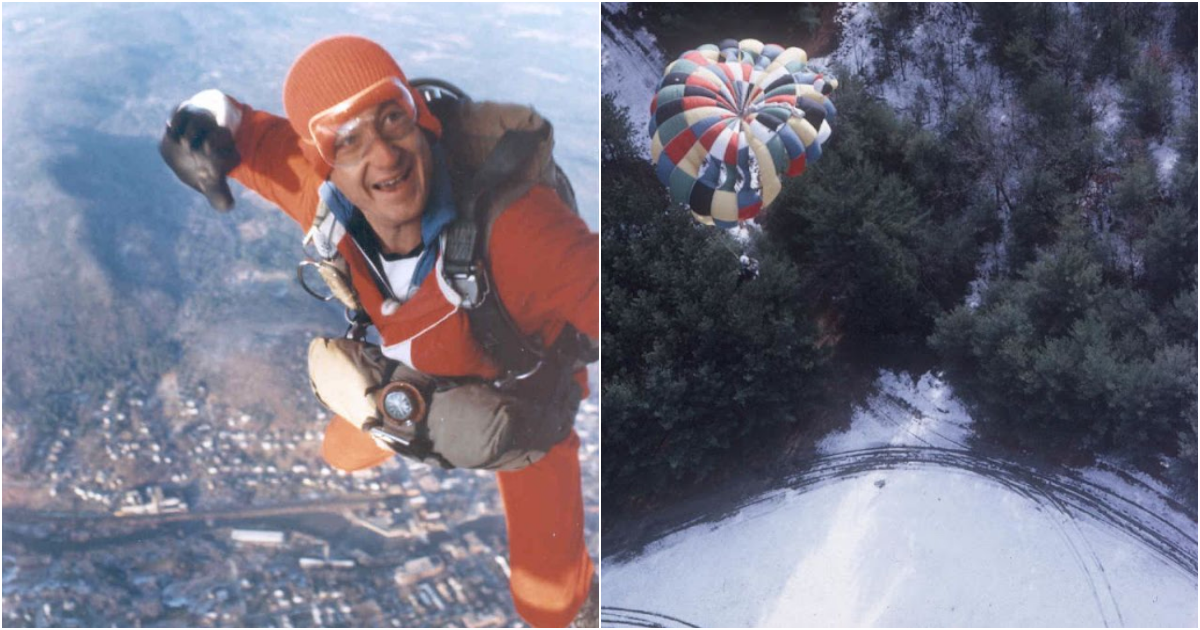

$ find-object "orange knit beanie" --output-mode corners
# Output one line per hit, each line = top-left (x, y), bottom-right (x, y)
(283, 35), (442, 146)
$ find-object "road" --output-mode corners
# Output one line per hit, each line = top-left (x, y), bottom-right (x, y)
(2, 491), (419, 556)
(5, 490), (401, 525)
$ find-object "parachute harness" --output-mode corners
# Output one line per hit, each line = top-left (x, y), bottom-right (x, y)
(296, 79), (597, 465)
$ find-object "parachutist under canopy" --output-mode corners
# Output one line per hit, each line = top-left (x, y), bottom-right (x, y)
(739, 254), (760, 283)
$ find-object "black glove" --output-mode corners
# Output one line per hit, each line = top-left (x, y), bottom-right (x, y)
(159, 105), (241, 212)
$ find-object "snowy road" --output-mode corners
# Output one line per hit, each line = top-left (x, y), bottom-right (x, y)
(602, 374), (1198, 627)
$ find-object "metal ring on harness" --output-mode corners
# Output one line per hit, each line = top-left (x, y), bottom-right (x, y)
(297, 260), (335, 302)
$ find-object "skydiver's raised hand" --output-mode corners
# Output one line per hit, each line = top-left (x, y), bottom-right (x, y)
(159, 90), (243, 212)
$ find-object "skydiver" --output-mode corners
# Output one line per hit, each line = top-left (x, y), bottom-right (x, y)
(738, 254), (760, 284)
(159, 35), (598, 627)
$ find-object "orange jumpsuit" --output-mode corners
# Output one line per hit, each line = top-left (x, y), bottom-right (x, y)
(228, 106), (597, 628)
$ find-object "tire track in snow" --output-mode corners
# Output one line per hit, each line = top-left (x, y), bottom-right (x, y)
(1034, 481), (1124, 627)
(600, 607), (699, 628)
(870, 390), (973, 451)
(865, 397), (1126, 625)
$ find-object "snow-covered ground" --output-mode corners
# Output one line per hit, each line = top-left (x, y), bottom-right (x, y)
(601, 3), (666, 160)
(602, 372), (1198, 627)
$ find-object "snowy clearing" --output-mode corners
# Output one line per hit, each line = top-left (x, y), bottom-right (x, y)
(602, 372), (1198, 627)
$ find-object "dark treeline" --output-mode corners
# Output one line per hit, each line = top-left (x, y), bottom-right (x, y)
(602, 3), (1197, 526)
(611, 3), (840, 59)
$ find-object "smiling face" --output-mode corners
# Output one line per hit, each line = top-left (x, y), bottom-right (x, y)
(327, 100), (434, 248)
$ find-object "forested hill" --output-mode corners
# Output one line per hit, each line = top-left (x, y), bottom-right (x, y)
(601, 3), (1197, 527)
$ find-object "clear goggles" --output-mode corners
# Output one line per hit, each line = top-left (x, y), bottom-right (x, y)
(308, 77), (420, 168)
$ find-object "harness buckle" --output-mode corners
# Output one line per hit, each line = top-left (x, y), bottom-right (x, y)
(367, 425), (413, 449)
(449, 263), (489, 309)
(343, 308), (368, 341)
(362, 413), (452, 469)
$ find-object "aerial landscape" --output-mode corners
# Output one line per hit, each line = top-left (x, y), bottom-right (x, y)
(601, 3), (1196, 626)
(3, 3), (599, 627)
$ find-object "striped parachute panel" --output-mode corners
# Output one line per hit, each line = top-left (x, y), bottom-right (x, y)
(649, 39), (838, 228)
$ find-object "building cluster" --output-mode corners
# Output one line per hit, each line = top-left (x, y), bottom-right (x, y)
(5, 516), (521, 628)
(113, 484), (188, 517)
(5, 377), (599, 627)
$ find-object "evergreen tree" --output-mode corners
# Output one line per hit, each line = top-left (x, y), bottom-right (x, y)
(1121, 54), (1175, 140)
(601, 93), (639, 164)
(1006, 75), (1100, 270)
(765, 78), (988, 354)
(1081, 3), (1154, 81)
(1140, 201), (1197, 305)
(1173, 3), (1198, 63)
(932, 228), (1194, 463)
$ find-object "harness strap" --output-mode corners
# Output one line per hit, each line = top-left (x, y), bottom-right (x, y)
(444, 125), (558, 386)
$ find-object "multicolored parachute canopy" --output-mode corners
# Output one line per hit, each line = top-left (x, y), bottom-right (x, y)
(649, 38), (838, 228)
